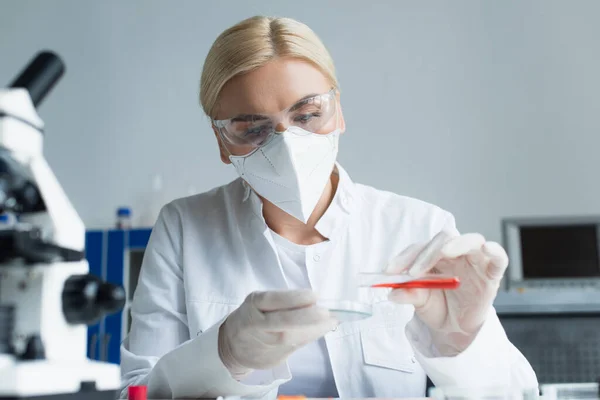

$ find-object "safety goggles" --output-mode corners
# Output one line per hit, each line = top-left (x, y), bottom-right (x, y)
(212, 88), (338, 149)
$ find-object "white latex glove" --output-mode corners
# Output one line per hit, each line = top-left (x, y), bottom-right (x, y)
(218, 289), (338, 379)
(386, 230), (508, 356)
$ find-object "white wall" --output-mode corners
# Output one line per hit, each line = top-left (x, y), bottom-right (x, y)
(1, 0), (599, 242)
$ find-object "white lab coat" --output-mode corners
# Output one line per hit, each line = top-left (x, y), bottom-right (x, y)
(120, 164), (537, 399)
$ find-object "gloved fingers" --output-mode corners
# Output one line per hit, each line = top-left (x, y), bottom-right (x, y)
(251, 289), (317, 312)
(260, 305), (332, 330)
(388, 287), (430, 308)
(274, 319), (339, 347)
(482, 241), (509, 281)
(442, 233), (487, 278)
(407, 230), (454, 277)
(385, 243), (425, 274)
(440, 233), (486, 259)
(465, 249), (488, 280)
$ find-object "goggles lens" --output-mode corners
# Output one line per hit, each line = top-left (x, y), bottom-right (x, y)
(214, 89), (337, 148)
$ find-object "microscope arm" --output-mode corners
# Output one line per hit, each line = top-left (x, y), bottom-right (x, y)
(0, 51), (85, 252)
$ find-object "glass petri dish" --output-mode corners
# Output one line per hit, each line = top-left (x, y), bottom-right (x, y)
(317, 299), (373, 322)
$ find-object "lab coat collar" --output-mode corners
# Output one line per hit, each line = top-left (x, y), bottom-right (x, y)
(241, 162), (357, 240)
(314, 163), (356, 240)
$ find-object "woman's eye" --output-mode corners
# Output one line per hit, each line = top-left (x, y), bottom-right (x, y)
(244, 126), (269, 136)
(294, 113), (322, 123)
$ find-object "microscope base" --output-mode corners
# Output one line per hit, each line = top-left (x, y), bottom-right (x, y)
(0, 357), (121, 400)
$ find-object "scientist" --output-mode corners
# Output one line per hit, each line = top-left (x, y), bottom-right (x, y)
(120, 16), (537, 399)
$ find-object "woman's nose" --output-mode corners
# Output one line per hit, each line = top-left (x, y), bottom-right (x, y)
(275, 122), (286, 133)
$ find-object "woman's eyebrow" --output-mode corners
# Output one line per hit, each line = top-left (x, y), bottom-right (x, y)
(289, 93), (319, 111)
(230, 114), (269, 122)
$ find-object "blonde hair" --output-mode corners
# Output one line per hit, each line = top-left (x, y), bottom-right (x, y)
(200, 16), (338, 118)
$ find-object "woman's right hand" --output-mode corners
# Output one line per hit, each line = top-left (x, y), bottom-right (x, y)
(218, 289), (338, 379)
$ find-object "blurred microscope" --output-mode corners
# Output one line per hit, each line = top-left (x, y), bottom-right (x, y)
(0, 52), (125, 398)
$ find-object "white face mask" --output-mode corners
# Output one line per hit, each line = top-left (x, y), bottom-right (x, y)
(229, 126), (340, 223)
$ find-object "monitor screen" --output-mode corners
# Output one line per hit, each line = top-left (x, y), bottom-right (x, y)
(520, 224), (600, 278)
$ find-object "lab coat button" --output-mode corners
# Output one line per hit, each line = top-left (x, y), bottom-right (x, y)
(411, 356), (416, 363)
(313, 254), (321, 262)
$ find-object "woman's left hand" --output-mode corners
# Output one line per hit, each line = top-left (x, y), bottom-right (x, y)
(386, 231), (508, 356)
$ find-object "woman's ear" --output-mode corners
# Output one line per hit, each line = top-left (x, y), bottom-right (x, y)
(213, 126), (232, 164)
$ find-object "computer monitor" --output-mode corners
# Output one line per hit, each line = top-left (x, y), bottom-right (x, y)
(502, 216), (600, 289)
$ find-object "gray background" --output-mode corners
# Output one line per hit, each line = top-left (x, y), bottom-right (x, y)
(1, 0), (599, 242)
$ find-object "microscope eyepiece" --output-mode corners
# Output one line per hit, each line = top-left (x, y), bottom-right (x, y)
(9, 51), (65, 108)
